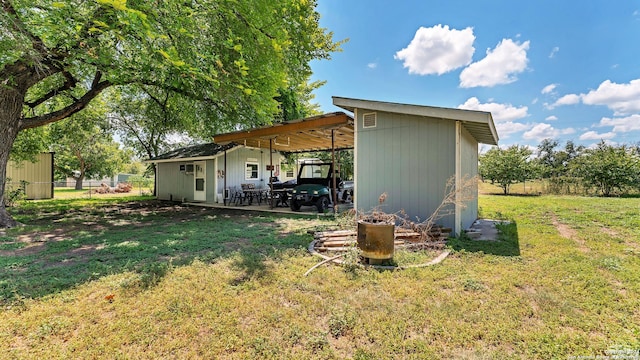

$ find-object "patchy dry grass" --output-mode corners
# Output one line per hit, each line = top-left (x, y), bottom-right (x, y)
(1, 195), (639, 359)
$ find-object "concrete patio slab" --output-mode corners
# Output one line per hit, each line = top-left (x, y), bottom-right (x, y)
(465, 219), (508, 241)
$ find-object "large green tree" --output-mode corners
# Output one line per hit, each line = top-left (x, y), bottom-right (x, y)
(108, 85), (196, 188)
(50, 99), (128, 190)
(571, 141), (640, 196)
(1, 0), (341, 227)
(479, 145), (537, 195)
(536, 138), (584, 178)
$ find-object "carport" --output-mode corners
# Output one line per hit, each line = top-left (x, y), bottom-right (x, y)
(212, 112), (354, 210)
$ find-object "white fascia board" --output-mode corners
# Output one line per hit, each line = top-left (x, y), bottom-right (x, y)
(333, 96), (499, 145)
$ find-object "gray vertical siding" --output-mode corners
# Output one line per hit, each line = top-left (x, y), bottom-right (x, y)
(215, 147), (285, 201)
(156, 162), (194, 202)
(460, 125), (479, 230)
(355, 110), (457, 230)
(205, 159), (216, 202)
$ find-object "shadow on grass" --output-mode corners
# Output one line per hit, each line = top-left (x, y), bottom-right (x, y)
(1, 200), (325, 304)
(481, 192), (542, 197)
(448, 221), (521, 256)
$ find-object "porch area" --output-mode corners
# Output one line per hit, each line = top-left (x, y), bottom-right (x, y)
(185, 199), (354, 215)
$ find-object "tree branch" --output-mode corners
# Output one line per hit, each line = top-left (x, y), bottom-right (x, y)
(24, 71), (78, 108)
(20, 72), (112, 130)
(233, 10), (274, 40)
(1, 0), (49, 57)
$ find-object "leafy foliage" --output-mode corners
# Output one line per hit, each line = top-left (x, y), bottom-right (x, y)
(9, 128), (48, 164)
(2, 178), (27, 207)
(1, 0), (342, 227)
(49, 99), (128, 189)
(534, 139), (585, 194)
(571, 141), (640, 196)
(479, 145), (538, 194)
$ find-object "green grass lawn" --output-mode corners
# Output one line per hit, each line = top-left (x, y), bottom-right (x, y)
(1, 194), (639, 359)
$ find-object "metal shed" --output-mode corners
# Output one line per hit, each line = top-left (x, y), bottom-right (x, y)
(332, 96), (498, 235)
(6, 152), (54, 200)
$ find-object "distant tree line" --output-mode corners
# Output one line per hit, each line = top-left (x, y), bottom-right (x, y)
(479, 139), (640, 196)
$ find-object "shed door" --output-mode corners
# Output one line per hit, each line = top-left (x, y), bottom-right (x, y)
(194, 161), (206, 201)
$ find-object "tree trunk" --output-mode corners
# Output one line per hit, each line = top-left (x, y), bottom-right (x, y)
(152, 163), (157, 196)
(0, 87), (26, 228)
(74, 175), (84, 190)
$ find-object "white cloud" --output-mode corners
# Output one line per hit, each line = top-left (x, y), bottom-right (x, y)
(523, 123), (575, 141)
(459, 39), (530, 88)
(547, 93), (581, 109)
(549, 46), (559, 58)
(458, 97), (528, 122)
(598, 114), (640, 132)
(545, 115), (558, 121)
(367, 62), (377, 69)
(394, 24), (475, 75)
(495, 121), (531, 138)
(579, 130), (616, 140)
(586, 139), (618, 149)
(541, 84), (557, 94)
(581, 79), (640, 115)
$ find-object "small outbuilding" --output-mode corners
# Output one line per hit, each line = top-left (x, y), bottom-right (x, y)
(333, 97), (498, 235)
(6, 152), (54, 200)
(148, 142), (292, 204)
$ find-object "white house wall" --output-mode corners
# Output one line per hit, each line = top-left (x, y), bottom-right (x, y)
(355, 110), (457, 230)
(216, 147), (284, 198)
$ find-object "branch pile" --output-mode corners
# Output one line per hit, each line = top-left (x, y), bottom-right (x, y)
(312, 226), (449, 253)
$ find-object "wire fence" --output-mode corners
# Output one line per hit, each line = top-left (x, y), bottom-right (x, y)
(4, 180), (155, 201)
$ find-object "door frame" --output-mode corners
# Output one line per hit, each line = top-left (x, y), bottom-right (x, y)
(193, 160), (206, 201)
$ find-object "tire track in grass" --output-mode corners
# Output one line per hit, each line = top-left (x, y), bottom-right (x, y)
(549, 212), (589, 253)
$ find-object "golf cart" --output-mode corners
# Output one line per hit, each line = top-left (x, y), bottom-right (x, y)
(290, 162), (340, 212)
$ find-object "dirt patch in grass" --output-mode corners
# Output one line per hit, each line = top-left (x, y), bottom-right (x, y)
(0, 242), (47, 257)
(16, 228), (69, 243)
(550, 213), (588, 252)
(600, 226), (619, 238)
(223, 238), (252, 252)
(0, 228), (76, 257)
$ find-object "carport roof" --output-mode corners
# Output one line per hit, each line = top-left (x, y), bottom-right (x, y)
(333, 96), (499, 146)
(212, 112), (354, 153)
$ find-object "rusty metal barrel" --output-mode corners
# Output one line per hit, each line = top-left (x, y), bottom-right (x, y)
(357, 221), (394, 264)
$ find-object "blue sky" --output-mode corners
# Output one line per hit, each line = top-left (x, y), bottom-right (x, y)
(310, 1), (640, 150)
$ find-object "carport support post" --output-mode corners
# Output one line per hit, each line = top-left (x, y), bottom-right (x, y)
(269, 138), (273, 180)
(269, 138), (274, 208)
(223, 149), (227, 206)
(331, 129), (337, 214)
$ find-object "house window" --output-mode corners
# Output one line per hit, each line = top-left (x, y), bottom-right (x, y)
(245, 162), (259, 180)
(286, 169), (295, 178)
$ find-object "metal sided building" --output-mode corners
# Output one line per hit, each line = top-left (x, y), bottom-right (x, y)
(6, 152), (54, 200)
(333, 97), (499, 235)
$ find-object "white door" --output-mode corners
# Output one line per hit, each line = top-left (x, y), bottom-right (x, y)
(193, 161), (206, 201)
